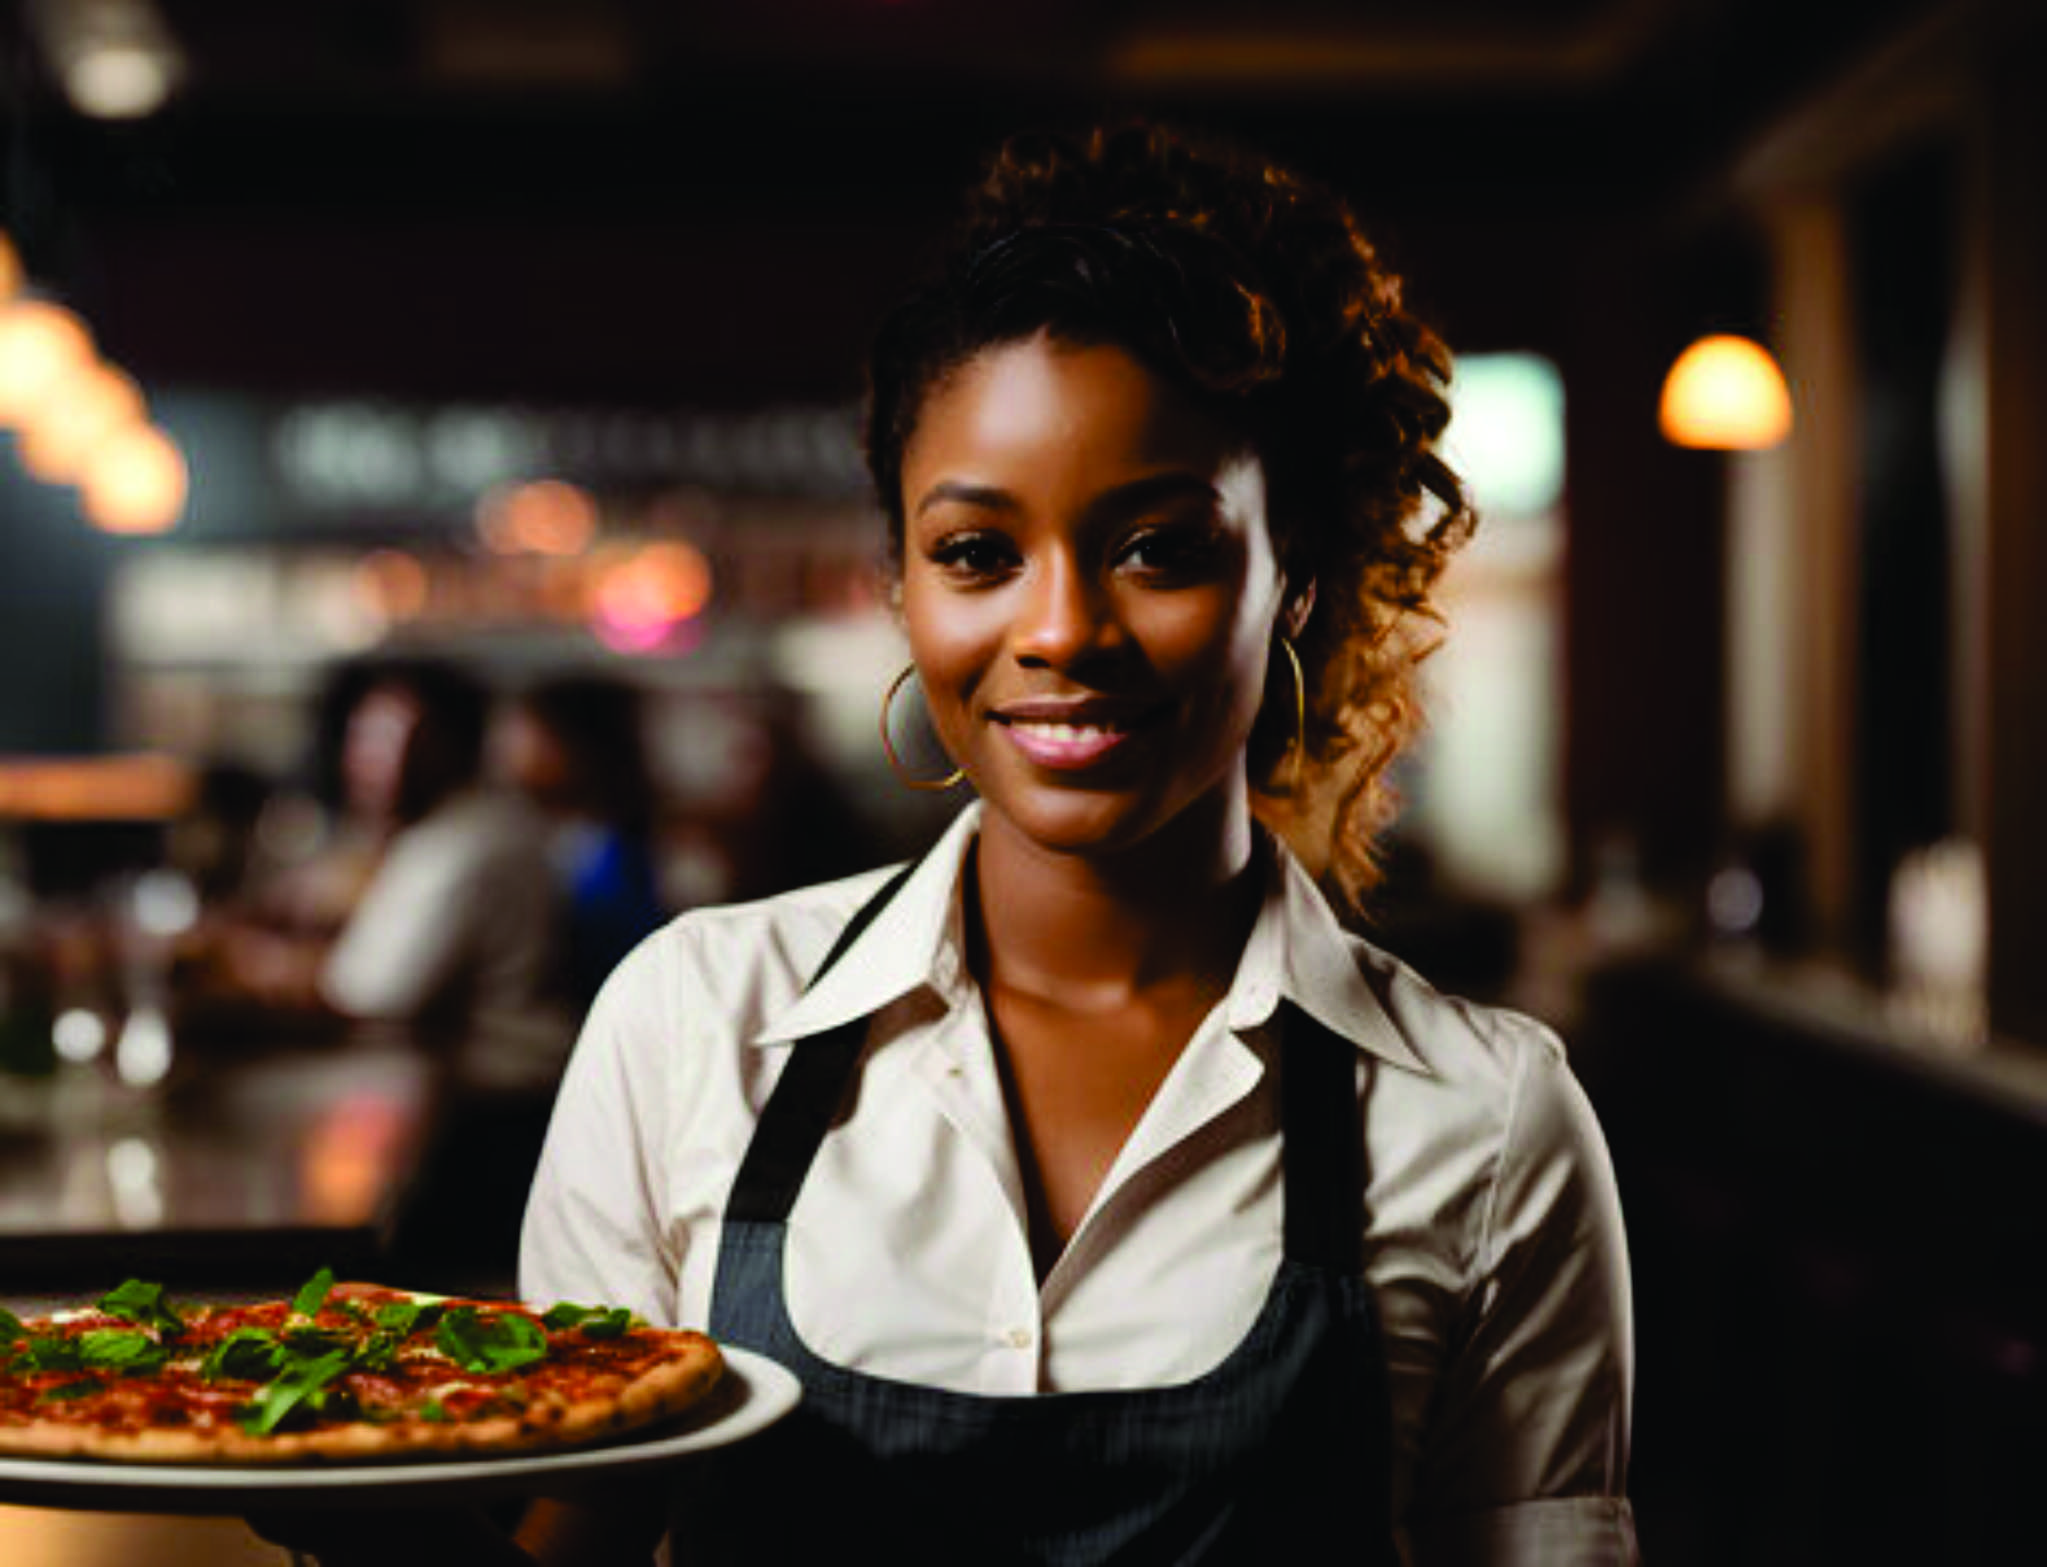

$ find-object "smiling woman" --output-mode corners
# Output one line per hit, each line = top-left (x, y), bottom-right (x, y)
(257, 120), (1639, 1567)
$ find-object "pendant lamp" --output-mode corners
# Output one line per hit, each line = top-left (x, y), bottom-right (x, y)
(1658, 333), (1793, 450)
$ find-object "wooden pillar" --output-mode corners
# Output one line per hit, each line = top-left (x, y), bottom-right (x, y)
(1980, 2), (2047, 1040)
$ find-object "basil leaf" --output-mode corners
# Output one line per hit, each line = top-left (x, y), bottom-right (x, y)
(77, 1329), (171, 1373)
(96, 1279), (183, 1334)
(17, 1335), (83, 1372)
(579, 1308), (632, 1340)
(372, 1300), (441, 1338)
(0, 1305), (26, 1344)
(284, 1327), (349, 1357)
(238, 1349), (350, 1436)
(290, 1267), (337, 1319)
(35, 1378), (101, 1403)
(202, 1328), (286, 1383)
(434, 1308), (548, 1373)
(419, 1397), (449, 1424)
(541, 1303), (632, 1338)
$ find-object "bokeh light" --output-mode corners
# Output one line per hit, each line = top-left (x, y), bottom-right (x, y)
(352, 548), (432, 624)
(81, 422), (188, 535)
(0, 301), (96, 429)
(17, 361), (146, 483)
(477, 477), (599, 556)
(589, 539), (713, 653)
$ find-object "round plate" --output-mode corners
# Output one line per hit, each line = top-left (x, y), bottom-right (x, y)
(0, 1347), (800, 1515)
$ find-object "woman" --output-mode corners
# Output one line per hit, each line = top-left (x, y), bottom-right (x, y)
(526, 121), (1634, 1563)
(272, 121), (1636, 1564)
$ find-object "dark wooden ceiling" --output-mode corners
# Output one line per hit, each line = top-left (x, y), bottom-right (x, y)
(0, 0), (1946, 402)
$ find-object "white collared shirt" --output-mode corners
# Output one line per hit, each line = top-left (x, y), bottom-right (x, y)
(522, 804), (1638, 1563)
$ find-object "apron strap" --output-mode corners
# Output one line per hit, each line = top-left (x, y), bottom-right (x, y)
(1277, 1003), (1366, 1276)
(723, 862), (916, 1227)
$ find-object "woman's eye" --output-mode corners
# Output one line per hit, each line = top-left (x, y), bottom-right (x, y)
(1117, 525), (1223, 582)
(926, 531), (1017, 581)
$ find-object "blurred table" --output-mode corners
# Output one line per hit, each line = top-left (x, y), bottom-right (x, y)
(0, 1024), (436, 1301)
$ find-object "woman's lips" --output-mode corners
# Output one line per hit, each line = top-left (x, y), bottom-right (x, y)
(993, 708), (1154, 771)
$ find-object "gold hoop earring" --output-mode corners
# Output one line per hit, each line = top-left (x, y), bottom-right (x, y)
(1277, 636), (1307, 795)
(880, 665), (966, 792)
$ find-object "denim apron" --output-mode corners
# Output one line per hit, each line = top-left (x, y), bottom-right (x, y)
(696, 869), (1400, 1564)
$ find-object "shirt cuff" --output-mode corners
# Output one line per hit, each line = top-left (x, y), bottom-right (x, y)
(1403, 1496), (1640, 1567)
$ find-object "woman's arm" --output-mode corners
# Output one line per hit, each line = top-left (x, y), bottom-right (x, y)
(1402, 1023), (1640, 1566)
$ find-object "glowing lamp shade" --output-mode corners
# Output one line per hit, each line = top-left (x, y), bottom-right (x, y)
(1659, 334), (1793, 450)
(0, 234), (23, 303)
(18, 362), (146, 483)
(0, 301), (96, 428)
(81, 423), (188, 535)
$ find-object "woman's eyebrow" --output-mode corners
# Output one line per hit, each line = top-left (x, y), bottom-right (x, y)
(912, 480), (1017, 519)
(1089, 472), (1223, 518)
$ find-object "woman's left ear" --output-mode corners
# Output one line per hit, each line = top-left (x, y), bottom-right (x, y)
(1281, 581), (1316, 640)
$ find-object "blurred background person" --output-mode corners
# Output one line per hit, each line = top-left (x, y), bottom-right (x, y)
(207, 658), (565, 1061)
(196, 656), (573, 1281)
(494, 671), (671, 1010)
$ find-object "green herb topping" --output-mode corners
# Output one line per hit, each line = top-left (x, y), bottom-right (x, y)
(289, 1267), (337, 1320)
(541, 1303), (634, 1339)
(96, 1278), (184, 1335)
(237, 1349), (353, 1436)
(434, 1307), (549, 1374)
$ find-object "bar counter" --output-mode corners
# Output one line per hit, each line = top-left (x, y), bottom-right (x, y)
(0, 1021), (438, 1300)
(1578, 950), (2047, 1564)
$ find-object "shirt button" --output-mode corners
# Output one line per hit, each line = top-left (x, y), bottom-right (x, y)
(1004, 1326), (1034, 1350)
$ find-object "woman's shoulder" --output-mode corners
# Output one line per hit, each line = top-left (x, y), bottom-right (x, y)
(1343, 931), (1571, 1101)
(1346, 934), (1615, 1196)
(592, 862), (913, 1018)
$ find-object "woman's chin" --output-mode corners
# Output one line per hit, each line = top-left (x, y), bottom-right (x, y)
(975, 769), (1247, 868)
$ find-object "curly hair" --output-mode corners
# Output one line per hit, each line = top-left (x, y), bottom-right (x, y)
(864, 121), (1473, 907)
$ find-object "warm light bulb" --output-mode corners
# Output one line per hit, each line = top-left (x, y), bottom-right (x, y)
(17, 361), (146, 482)
(0, 301), (95, 429)
(1659, 334), (1793, 450)
(81, 422), (188, 535)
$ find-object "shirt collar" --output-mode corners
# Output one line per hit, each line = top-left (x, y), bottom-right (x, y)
(1224, 838), (1431, 1076)
(751, 804), (981, 1047)
(754, 802), (1432, 1078)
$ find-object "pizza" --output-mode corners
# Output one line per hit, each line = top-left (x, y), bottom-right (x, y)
(0, 1270), (723, 1464)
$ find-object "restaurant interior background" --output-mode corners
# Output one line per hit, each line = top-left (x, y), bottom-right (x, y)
(0, 0), (2043, 1561)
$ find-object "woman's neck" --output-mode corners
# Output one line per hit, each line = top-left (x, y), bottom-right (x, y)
(969, 801), (1265, 1013)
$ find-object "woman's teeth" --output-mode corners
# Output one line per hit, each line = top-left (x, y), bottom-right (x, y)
(1010, 720), (1120, 741)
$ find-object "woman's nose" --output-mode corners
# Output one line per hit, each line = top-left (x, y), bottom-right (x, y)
(1012, 554), (1115, 668)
